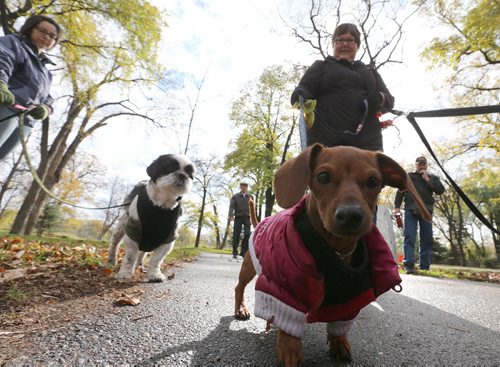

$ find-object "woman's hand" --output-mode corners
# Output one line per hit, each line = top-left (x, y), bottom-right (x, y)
(0, 81), (15, 106)
(28, 104), (49, 120)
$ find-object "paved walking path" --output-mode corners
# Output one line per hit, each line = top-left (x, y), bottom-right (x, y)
(6, 252), (500, 365)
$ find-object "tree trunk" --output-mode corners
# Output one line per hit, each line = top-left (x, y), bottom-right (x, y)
(492, 213), (499, 263)
(194, 188), (207, 248)
(0, 153), (23, 216)
(280, 116), (295, 165)
(457, 200), (466, 266)
(10, 127), (67, 234)
(11, 101), (91, 234)
(221, 219), (230, 249)
(212, 203), (221, 248)
(264, 186), (274, 218)
(493, 233), (500, 263)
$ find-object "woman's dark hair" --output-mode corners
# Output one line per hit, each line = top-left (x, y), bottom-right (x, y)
(20, 15), (62, 49)
(332, 23), (361, 47)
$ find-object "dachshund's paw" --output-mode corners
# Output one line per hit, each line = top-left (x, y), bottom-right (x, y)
(328, 335), (352, 361)
(234, 303), (251, 320)
(276, 330), (303, 367)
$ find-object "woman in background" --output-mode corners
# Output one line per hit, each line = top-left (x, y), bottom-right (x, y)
(0, 15), (61, 159)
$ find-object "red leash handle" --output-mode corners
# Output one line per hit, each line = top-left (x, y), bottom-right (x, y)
(12, 103), (28, 111)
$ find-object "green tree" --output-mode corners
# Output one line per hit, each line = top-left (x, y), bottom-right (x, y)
(97, 176), (130, 241)
(224, 65), (302, 217)
(419, 0), (499, 152)
(434, 181), (469, 266)
(191, 156), (225, 248)
(462, 157), (500, 263)
(418, 0), (499, 264)
(175, 225), (197, 248)
(36, 201), (61, 236)
(3, 1), (166, 235)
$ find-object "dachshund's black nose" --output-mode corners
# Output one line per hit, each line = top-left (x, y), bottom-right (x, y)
(335, 206), (364, 231)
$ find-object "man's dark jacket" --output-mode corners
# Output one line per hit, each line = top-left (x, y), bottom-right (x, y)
(394, 171), (445, 214)
(228, 192), (252, 218)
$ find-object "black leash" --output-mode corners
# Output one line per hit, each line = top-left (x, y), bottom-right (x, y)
(0, 105), (34, 124)
(399, 104), (500, 235)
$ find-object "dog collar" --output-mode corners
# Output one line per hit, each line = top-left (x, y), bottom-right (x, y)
(321, 226), (359, 260)
(335, 242), (358, 260)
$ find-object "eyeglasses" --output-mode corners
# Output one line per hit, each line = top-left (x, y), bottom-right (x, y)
(35, 26), (57, 40)
(334, 38), (356, 45)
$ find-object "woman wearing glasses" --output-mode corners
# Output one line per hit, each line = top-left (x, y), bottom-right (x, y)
(0, 15), (61, 159)
(291, 23), (394, 151)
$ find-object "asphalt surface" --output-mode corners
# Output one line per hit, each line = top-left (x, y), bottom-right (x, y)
(7, 252), (500, 366)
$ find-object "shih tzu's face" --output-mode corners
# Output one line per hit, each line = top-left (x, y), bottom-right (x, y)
(146, 154), (195, 197)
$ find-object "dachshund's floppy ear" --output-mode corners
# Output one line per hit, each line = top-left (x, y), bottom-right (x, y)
(274, 144), (323, 208)
(377, 153), (432, 222)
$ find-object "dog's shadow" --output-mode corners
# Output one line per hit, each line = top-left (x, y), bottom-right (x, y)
(137, 315), (349, 366)
(137, 315), (275, 366)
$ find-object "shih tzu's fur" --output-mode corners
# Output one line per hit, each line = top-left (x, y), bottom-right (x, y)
(108, 154), (195, 282)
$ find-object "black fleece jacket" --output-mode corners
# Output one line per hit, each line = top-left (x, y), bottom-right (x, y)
(291, 56), (394, 151)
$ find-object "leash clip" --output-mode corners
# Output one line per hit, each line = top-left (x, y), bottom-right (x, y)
(392, 284), (403, 293)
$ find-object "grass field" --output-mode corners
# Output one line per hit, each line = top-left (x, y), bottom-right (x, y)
(0, 232), (497, 284)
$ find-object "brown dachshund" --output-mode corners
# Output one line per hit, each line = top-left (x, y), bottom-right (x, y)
(234, 144), (431, 366)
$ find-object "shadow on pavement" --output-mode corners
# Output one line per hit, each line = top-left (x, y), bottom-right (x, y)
(138, 290), (500, 366)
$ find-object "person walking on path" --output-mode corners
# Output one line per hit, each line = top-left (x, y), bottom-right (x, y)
(228, 182), (252, 259)
(393, 156), (445, 273)
(0, 15), (61, 160)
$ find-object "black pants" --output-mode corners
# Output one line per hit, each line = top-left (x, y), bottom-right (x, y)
(232, 216), (251, 256)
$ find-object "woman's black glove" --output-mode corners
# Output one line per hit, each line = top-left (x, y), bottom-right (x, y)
(291, 88), (313, 106)
(291, 90), (303, 106)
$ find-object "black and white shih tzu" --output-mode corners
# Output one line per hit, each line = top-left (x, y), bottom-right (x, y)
(108, 154), (195, 282)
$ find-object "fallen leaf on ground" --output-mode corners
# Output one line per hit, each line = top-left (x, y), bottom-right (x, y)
(0, 268), (29, 281)
(114, 294), (141, 306)
(97, 268), (114, 276)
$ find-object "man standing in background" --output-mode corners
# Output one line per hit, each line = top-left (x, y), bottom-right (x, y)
(393, 156), (445, 273)
(228, 182), (252, 259)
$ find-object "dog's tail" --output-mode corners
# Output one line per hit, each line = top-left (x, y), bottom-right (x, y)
(249, 197), (259, 228)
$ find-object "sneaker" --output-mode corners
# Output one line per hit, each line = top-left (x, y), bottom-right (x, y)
(404, 263), (415, 274)
(232, 255), (237, 259)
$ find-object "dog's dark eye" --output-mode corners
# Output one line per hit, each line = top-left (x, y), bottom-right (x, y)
(317, 171), (331, 184)
(367, 176), (380, 188)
